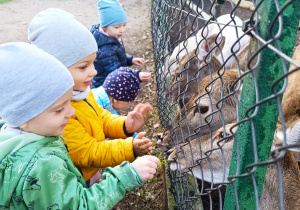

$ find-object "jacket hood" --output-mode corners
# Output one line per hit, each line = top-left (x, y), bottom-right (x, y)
(0, 127), (51, 207)
(90, 24), (119, 47)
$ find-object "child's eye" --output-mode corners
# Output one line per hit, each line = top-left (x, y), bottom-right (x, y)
(55, 107), (64, 113)
(79, 66), (87, 70)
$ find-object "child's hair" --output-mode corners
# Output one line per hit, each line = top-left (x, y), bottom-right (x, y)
(103, 67), (141, 102)
(28, 8), (97, 68)
(0, 42), (74, 127)
(98, 0), (127, 27)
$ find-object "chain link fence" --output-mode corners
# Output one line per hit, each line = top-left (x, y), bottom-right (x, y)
(151, 0), (300, 209)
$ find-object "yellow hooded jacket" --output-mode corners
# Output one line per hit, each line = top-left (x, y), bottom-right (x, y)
(63, 91), (135, 181)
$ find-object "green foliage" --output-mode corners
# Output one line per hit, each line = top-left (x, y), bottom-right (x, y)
(0, 0), (12, 4)
(137, 189), (144, 197)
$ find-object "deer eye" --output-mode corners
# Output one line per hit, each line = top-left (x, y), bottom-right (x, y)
(218, 131), (233, 142)
(200, 106), (209, 114)
(218, 132), (224, 139)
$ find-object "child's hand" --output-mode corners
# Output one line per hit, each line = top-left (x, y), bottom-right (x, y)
(133, 132), (153, 156)
(132, 57), (145, 66)
(139, 72), (151, 82)
(125, 103), (153, 133)
(132, 155), (160, 181)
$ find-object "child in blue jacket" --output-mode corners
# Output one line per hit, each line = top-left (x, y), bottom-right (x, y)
(90, 0), (151, 88)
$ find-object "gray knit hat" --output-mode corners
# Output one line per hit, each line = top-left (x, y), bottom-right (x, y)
(28, 8), (98, 67)
(0, 42), (74, 127)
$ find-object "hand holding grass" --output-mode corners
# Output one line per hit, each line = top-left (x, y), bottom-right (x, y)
(133, 132), (153, 156)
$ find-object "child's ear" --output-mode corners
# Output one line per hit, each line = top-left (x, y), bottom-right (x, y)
(112, 98), (118, 105)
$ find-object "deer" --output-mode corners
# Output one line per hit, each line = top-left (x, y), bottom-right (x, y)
(167, 45), (300, 209)
(160, 59), (243, 150)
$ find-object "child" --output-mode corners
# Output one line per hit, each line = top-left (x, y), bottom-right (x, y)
(90, 0), (151, 88)
(93, 67), (142, 138)
(92, 67), (141, 115)
(28, 8), (153, 186)
(0, 42), (160, 209)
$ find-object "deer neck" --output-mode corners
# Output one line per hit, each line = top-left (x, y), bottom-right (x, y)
(260, 150), (300, 210)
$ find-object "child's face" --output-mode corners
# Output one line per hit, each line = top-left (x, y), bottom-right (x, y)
(104, 23), (127, 39)
(68, 53), (97, 91)
(19, 89), (74, 136)
(112, 99), (129, 110)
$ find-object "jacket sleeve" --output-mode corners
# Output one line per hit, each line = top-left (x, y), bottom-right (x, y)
(98, 105), (130, 139)
(95, 49), (122, 73)
(133, 70), (141, 82)
(126, 54), (133, 66)
(63, 117), (135, 168)
(22, 159), (144, 210)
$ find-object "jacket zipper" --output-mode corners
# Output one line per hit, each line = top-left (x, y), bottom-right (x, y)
(83, 99), (98, 116)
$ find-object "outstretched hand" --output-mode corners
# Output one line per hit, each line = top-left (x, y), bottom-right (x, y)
(133, 132), (153, 156)
(132, 57), (146, 66)
(125, 103), (153, 133)
(139, 72), (151, 82)
(132, 155), (160, 181)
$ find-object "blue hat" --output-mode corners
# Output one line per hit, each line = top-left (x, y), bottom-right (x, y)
(28, 8), (98, 67)
(0, 42), (74, 127)
(98, 0), (127, 27)
(103, 67), (140, 102)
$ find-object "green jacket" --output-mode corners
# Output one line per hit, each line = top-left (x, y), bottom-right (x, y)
(0, 125), (144, 209)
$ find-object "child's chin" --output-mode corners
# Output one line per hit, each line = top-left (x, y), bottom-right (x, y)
(75, 86), (89, 92)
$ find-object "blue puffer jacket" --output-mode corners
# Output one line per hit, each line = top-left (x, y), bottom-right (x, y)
(90, 24), (133, 88)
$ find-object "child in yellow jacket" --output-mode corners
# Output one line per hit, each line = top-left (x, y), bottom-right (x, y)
(28, 8), (153, 186)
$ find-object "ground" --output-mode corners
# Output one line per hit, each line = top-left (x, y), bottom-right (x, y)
(0, 0), (167, 209)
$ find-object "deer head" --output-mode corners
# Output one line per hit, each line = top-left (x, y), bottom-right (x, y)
(166, 51), (223, 106)
(162, 69), (242, 148)
(168, 122), (237, 183)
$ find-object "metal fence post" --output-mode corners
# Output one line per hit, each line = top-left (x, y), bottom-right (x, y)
(224, 0), (300, 209)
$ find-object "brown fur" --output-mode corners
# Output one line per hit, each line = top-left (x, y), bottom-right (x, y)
(163, 69), (242, 147)
(280, 45), (300, 124)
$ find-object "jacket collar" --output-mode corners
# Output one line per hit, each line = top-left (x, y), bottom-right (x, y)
(90, 24), (120, 47)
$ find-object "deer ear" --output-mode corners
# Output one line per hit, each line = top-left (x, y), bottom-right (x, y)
(230, 41), (250, 71)
(177, 53), (190, 71)
(199, 33), (226, 56)
(210, 55), (222, 71)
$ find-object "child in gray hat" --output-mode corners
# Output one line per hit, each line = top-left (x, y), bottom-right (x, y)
(0, 42), (160, 209)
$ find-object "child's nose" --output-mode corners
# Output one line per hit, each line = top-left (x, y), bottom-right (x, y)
(67, 104), (75, 118)
(121, 26), (126, 33)
(89, 66), (97, 77)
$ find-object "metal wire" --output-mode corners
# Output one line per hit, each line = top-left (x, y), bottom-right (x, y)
(152, 0), (300, 209)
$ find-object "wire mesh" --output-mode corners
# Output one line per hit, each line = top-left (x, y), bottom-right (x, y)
(151, 0), (300, 209)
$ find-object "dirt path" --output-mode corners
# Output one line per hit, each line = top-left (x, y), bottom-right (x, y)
(0, 0), (166, 209)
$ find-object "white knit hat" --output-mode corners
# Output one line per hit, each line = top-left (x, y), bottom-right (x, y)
(28, 8), (98, 67)
(0, 42), (74, 127)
